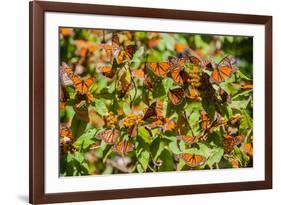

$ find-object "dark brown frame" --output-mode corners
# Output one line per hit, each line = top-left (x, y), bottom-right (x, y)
(29, 1), (272, 204)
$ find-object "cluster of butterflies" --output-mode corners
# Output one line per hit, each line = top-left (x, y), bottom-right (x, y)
(59, 31), (249, 168)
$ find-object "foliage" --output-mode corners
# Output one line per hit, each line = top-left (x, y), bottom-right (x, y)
(59, 28), (253, 176)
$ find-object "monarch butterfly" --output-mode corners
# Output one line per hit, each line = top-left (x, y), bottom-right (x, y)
(60, 85), (69, 103)
(200, 111), (211, 130)
(118, 77), (131, 98)
(168, 57), (189, 85)
(168, 88), (185, 105)
(142, 99), (164, 121)
(168, 56), (186, 68)
(112, 32), (120, 47)
(131, 69), (145, 80)
(128, 124), (138, 137)
(209, 56), (237, 84)
(148, 118), (175, 132)
(176, 153), (206, 167)
(143, 75), (154, 91)
(96, 129), (121, 144)
(72, 75), (94, 94)
(218, 88), (231, 103)
(185, 87), (201, 101)
(60, 62), (74, 86)
(112, 140), (134, 155)
(176, 135), (196, 145)
(176, 113), (189, 135)
(163, 118), (176, 132)
(169, 67), (189, 85)
(223, 134), (244, 154)
(147, 62), (171, 77)
(59, 125), (76, 154)
(187, 55), (202, 66)
(98, 66), (116, 79)
(242, 143), (253, 156)
(125, 45), (137, 59)
(60, 125), (73, 143)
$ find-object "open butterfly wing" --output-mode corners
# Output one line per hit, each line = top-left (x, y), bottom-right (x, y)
(147, 62), (170, 77)
(96, 129), (120, 144)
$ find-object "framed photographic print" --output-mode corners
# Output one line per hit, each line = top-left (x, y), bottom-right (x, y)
(29, 1), (272, 204)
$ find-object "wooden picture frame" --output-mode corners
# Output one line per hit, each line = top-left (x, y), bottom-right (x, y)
(29, 1), (272, 204)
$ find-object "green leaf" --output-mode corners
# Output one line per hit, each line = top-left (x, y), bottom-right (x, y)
(73, 128), (97, 150)
(137, 164), (144, 173)
(138, 127), (152, 144)
(207, 147), (224, 167)
(137, 150), (150, 171)
(93, 99), (108, 115)
(168, 140), (181, 154)
(71, 114), (88, 139)
(151, 138), (165, 161)
(158, 149), (174, 171)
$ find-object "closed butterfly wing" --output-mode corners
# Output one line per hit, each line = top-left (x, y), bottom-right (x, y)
(112, 141), (134, 155)
(163, 118), (176, 132)
(128, 124), (138, 137)
(200, 111), (211, 130)
(187, 56), (202, 66)
(96, 129), (120, 144)
(176, 135), (195, 145)
(185, 87), (201, 101)
(170, 68), (189, 85)
(168, 88), (185, 105)
(60, 125), (73, 141)
(147, 62), (171, 77)
(143, 75), (154, 91)
(98, 66), (115, 79)
(155, 99), (165, 119)
(118, 76), (131, 98)
(125, 45), (137, 59)
(132, 69), (145, 80)
(142, 102), (157, 121)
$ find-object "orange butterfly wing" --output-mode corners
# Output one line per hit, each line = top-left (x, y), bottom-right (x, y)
(125, 45), (137, 59)
(210, 56), (237, 84)
(170, 68), (188, 85)
(142, 102), (157, 121)
(223, 135), (244, 154)
(185, 87), (201, 101)
(99, 66), (115, 79)
(96, 129), (120, 144)
(188, 56), (201, 66)
(200, 111), (211, 130)
(112, 141), (134, 155)
(147, 62), (170, 77)
(177, 153), (206, 167)
(176, 135), (195, 145)
(132, 69), (145, 80)
(168, 88), (185, 105)
(155, 99), (164, 119)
